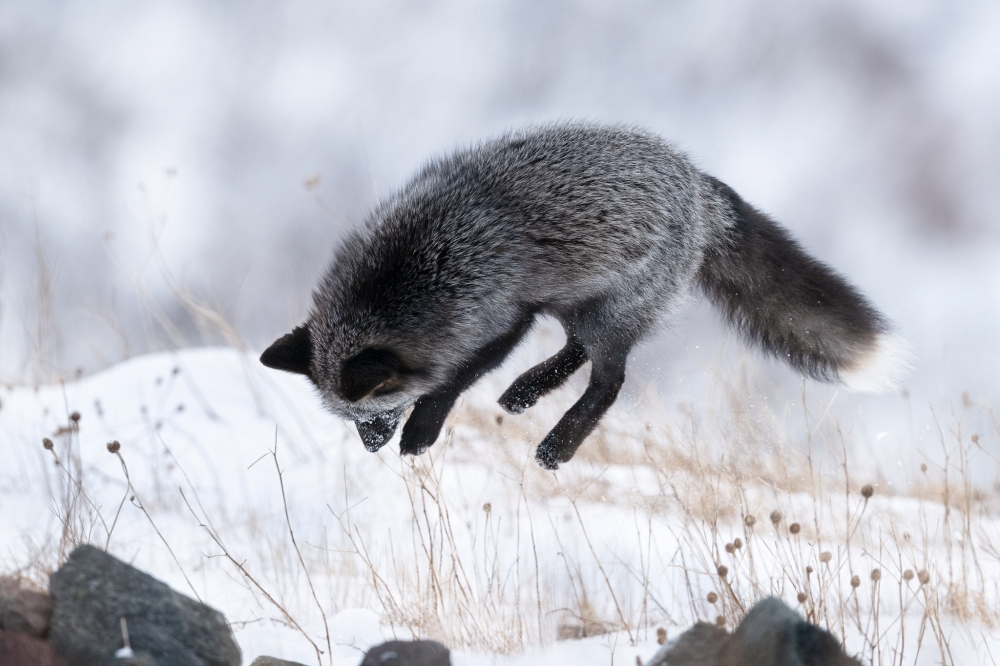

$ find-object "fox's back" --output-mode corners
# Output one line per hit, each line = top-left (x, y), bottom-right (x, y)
(350, 125), (714, 307)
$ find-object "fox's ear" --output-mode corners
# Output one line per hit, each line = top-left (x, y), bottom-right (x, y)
(260, 326), (312, 376)
(341, 348), (407, 402)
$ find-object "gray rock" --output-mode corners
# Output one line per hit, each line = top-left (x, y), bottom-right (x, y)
(48, 545), (240, 666)
(250, 657), (310, 666)
(645, 598), (860, 666)
(719, 598), (860, 666)
(645, 623), (727, 666)
(360, 640), (450, 666)
(0, 630), (67, 666)
(0, 576), (53, 638)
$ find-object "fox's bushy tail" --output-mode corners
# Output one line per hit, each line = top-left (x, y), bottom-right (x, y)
(698, 177), (910, 392)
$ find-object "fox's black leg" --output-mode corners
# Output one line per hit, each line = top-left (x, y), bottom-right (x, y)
(399, 390), (461, 455)
(535, 346), (629, 470)
(399, 315), (534, 456)
(498, 336), (588, 414)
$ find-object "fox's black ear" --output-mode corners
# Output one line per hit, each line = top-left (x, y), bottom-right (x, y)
(341, 348), (406, 402)
(261, 326), (312, 376)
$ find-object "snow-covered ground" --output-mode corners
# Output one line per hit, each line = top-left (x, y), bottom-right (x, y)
(3, 338), (999, 665)
(2, 3), (998, 664)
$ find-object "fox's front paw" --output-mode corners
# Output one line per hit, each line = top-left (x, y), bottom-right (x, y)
(399, 403), (446, 456)
(399, 431), (434, 457)
(498, 383), (537, 415)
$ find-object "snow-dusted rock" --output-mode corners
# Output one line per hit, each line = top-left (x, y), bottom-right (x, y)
(645, 598), (859, 666)
(48, 545), (240, 666)
(249, 657), (310, 666)
(360, 640), (450, 666)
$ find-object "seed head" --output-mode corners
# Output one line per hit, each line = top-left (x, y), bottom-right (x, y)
(770, 510), (782, 525)
(725, 542), (735, 554)
(789, 522), (801, 535)
(707, 591), (718, 604)
(70, 411), (81, 423)
(656, 627), (667, 645)
(42, 438), (54, 450)
(903, 569), (914, 581)
(797, 592), (808, 604)
(107, 440), (121, 454)
(715, 615), (726, 628)
(819, 551), (832, 563)
(972, 433), (980, 444)
(861, 484), (874, 499)
(482, 502), (492, 513)
(717, 564), (728, 578)
(920, 463), (928, 473)
(733, 538), (743, 550)
(850, 575), (860, 588)
(744, 515), (756, 528)
(806, 565), (814, 575)
(917, 569), (930, 585)
(870, 568), (881, 582)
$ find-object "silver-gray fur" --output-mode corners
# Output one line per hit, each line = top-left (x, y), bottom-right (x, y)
(261, 123), (901, 468)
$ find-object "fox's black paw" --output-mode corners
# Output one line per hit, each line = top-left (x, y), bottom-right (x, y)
(498, 384), (537, 415)
(399, 434), (433, 457)
(534, 445), (561, 470)
(535, 426), (583, 469)
(399, 406), (445, 456)
(535, 441), (573, 470)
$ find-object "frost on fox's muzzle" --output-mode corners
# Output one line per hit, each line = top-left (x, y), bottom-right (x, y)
(355, 408), (403, 452)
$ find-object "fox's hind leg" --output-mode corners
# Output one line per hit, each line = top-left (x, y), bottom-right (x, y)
(400, 315), (534, 456)
(498, 335), (588, 414)
(534, 343), (630, 470)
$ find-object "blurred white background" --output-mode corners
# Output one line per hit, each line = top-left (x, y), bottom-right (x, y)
(2, 0), (998, 418)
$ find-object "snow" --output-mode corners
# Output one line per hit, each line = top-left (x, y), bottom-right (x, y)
(3, 344), (999, 665)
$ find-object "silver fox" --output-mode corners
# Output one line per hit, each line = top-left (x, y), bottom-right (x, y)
(261, 124), (909, 469)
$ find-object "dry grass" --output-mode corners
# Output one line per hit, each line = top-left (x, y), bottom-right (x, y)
(312, 361), (1000, 665)
(6, 327), (999, 666)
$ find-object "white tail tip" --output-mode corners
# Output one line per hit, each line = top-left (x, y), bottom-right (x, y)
(839, 332), (913, 393)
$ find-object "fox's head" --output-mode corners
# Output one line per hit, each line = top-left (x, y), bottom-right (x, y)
(260, 323), (435, 452)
